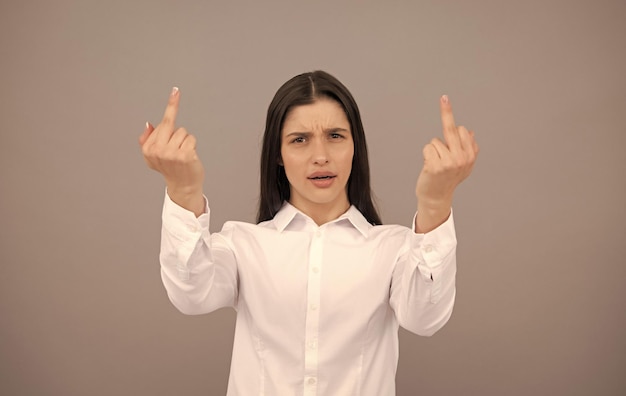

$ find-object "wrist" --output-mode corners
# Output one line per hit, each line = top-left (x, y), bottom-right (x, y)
(416, 194), (452, 211)
(166, 185), (205, 217)
(415, 196), (452, 233)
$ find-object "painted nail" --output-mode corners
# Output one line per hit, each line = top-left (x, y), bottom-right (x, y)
(171, 86), (179, 96)
(442, 95), (449, 104)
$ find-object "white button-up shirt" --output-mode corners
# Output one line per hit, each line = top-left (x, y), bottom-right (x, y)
(160, 193), (457, 396)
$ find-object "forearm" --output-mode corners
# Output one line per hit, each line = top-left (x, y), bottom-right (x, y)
(394, 254), (456, 336)
(160, 228), (216, 314)
(160, 193), (238, 314)
(392, 212), (457, 336)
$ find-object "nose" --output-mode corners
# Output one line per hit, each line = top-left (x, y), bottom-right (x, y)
(311, 139), (329, 165)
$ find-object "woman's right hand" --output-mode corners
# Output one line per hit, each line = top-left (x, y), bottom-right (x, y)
(139, 87), (206, 216)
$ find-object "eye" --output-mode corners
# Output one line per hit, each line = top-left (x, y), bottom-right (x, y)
(291, 136), (306, 144)
(329, 132), (345, 140)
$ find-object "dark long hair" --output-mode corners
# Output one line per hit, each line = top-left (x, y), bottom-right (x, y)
(257, 70), (382, 225)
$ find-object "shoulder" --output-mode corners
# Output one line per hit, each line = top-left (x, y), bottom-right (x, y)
(367, 223), (413, 249)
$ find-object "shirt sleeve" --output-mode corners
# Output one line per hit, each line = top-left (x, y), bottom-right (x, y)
(389, 210), (457, 336)
(159, 190), (238, 315)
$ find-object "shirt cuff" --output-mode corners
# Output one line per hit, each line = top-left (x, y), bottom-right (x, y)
(409, 210), (457, 301)
(162, 189), (210, 241)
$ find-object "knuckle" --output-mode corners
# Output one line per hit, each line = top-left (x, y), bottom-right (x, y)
(182, 135), (197, 150)
(144, 144), (158, 159)
(171, 131), (184, 141)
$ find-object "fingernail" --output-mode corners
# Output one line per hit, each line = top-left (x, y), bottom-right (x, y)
(145, 121), (150, 129)
(171, 86), (179, 96)
(442, 95), (449, 104)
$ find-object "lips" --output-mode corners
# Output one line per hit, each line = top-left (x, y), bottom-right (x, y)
(307, 172), (336, 180)
(307, 172), (337, 188)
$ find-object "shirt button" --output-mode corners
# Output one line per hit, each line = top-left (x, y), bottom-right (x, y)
(310, 304), (318, 311)
(307, 377), (316, 385)
(308, 340), (317, 349)
(424, 245), (433, 253)
(312, 267), (319, 274)
(315, 230), (322, 238)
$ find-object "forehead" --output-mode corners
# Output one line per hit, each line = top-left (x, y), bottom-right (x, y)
(282, 99), (350, 133)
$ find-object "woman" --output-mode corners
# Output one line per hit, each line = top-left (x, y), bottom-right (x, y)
(139, 71), (478, 395)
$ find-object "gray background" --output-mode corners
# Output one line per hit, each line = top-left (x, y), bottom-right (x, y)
(1, 0), (625, 395)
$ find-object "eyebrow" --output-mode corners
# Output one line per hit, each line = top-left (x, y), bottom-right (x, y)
(284, 127), (350, 138)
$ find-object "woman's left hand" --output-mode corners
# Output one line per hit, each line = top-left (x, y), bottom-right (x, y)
(414, 95), (479, 232)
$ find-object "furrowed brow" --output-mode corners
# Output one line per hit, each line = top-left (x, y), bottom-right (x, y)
(284, 131), (313, 138)
(325, 127), (349, 133)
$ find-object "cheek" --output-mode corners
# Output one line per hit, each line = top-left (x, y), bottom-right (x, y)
(280, 144), (294, 168)
(341, 147), (355, 172)
(280, 151), (302, 178)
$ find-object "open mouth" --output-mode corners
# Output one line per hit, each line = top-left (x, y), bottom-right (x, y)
(308, 175), (335, 180)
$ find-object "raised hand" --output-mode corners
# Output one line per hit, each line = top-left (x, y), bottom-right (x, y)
(139, 87), (205, 216)
(415, 95), (479, 232)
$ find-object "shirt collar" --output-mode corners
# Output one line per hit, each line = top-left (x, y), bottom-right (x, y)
(272, 202), (372, 237)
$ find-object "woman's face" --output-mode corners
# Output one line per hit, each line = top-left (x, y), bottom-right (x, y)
(280, 98), (354, 216)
